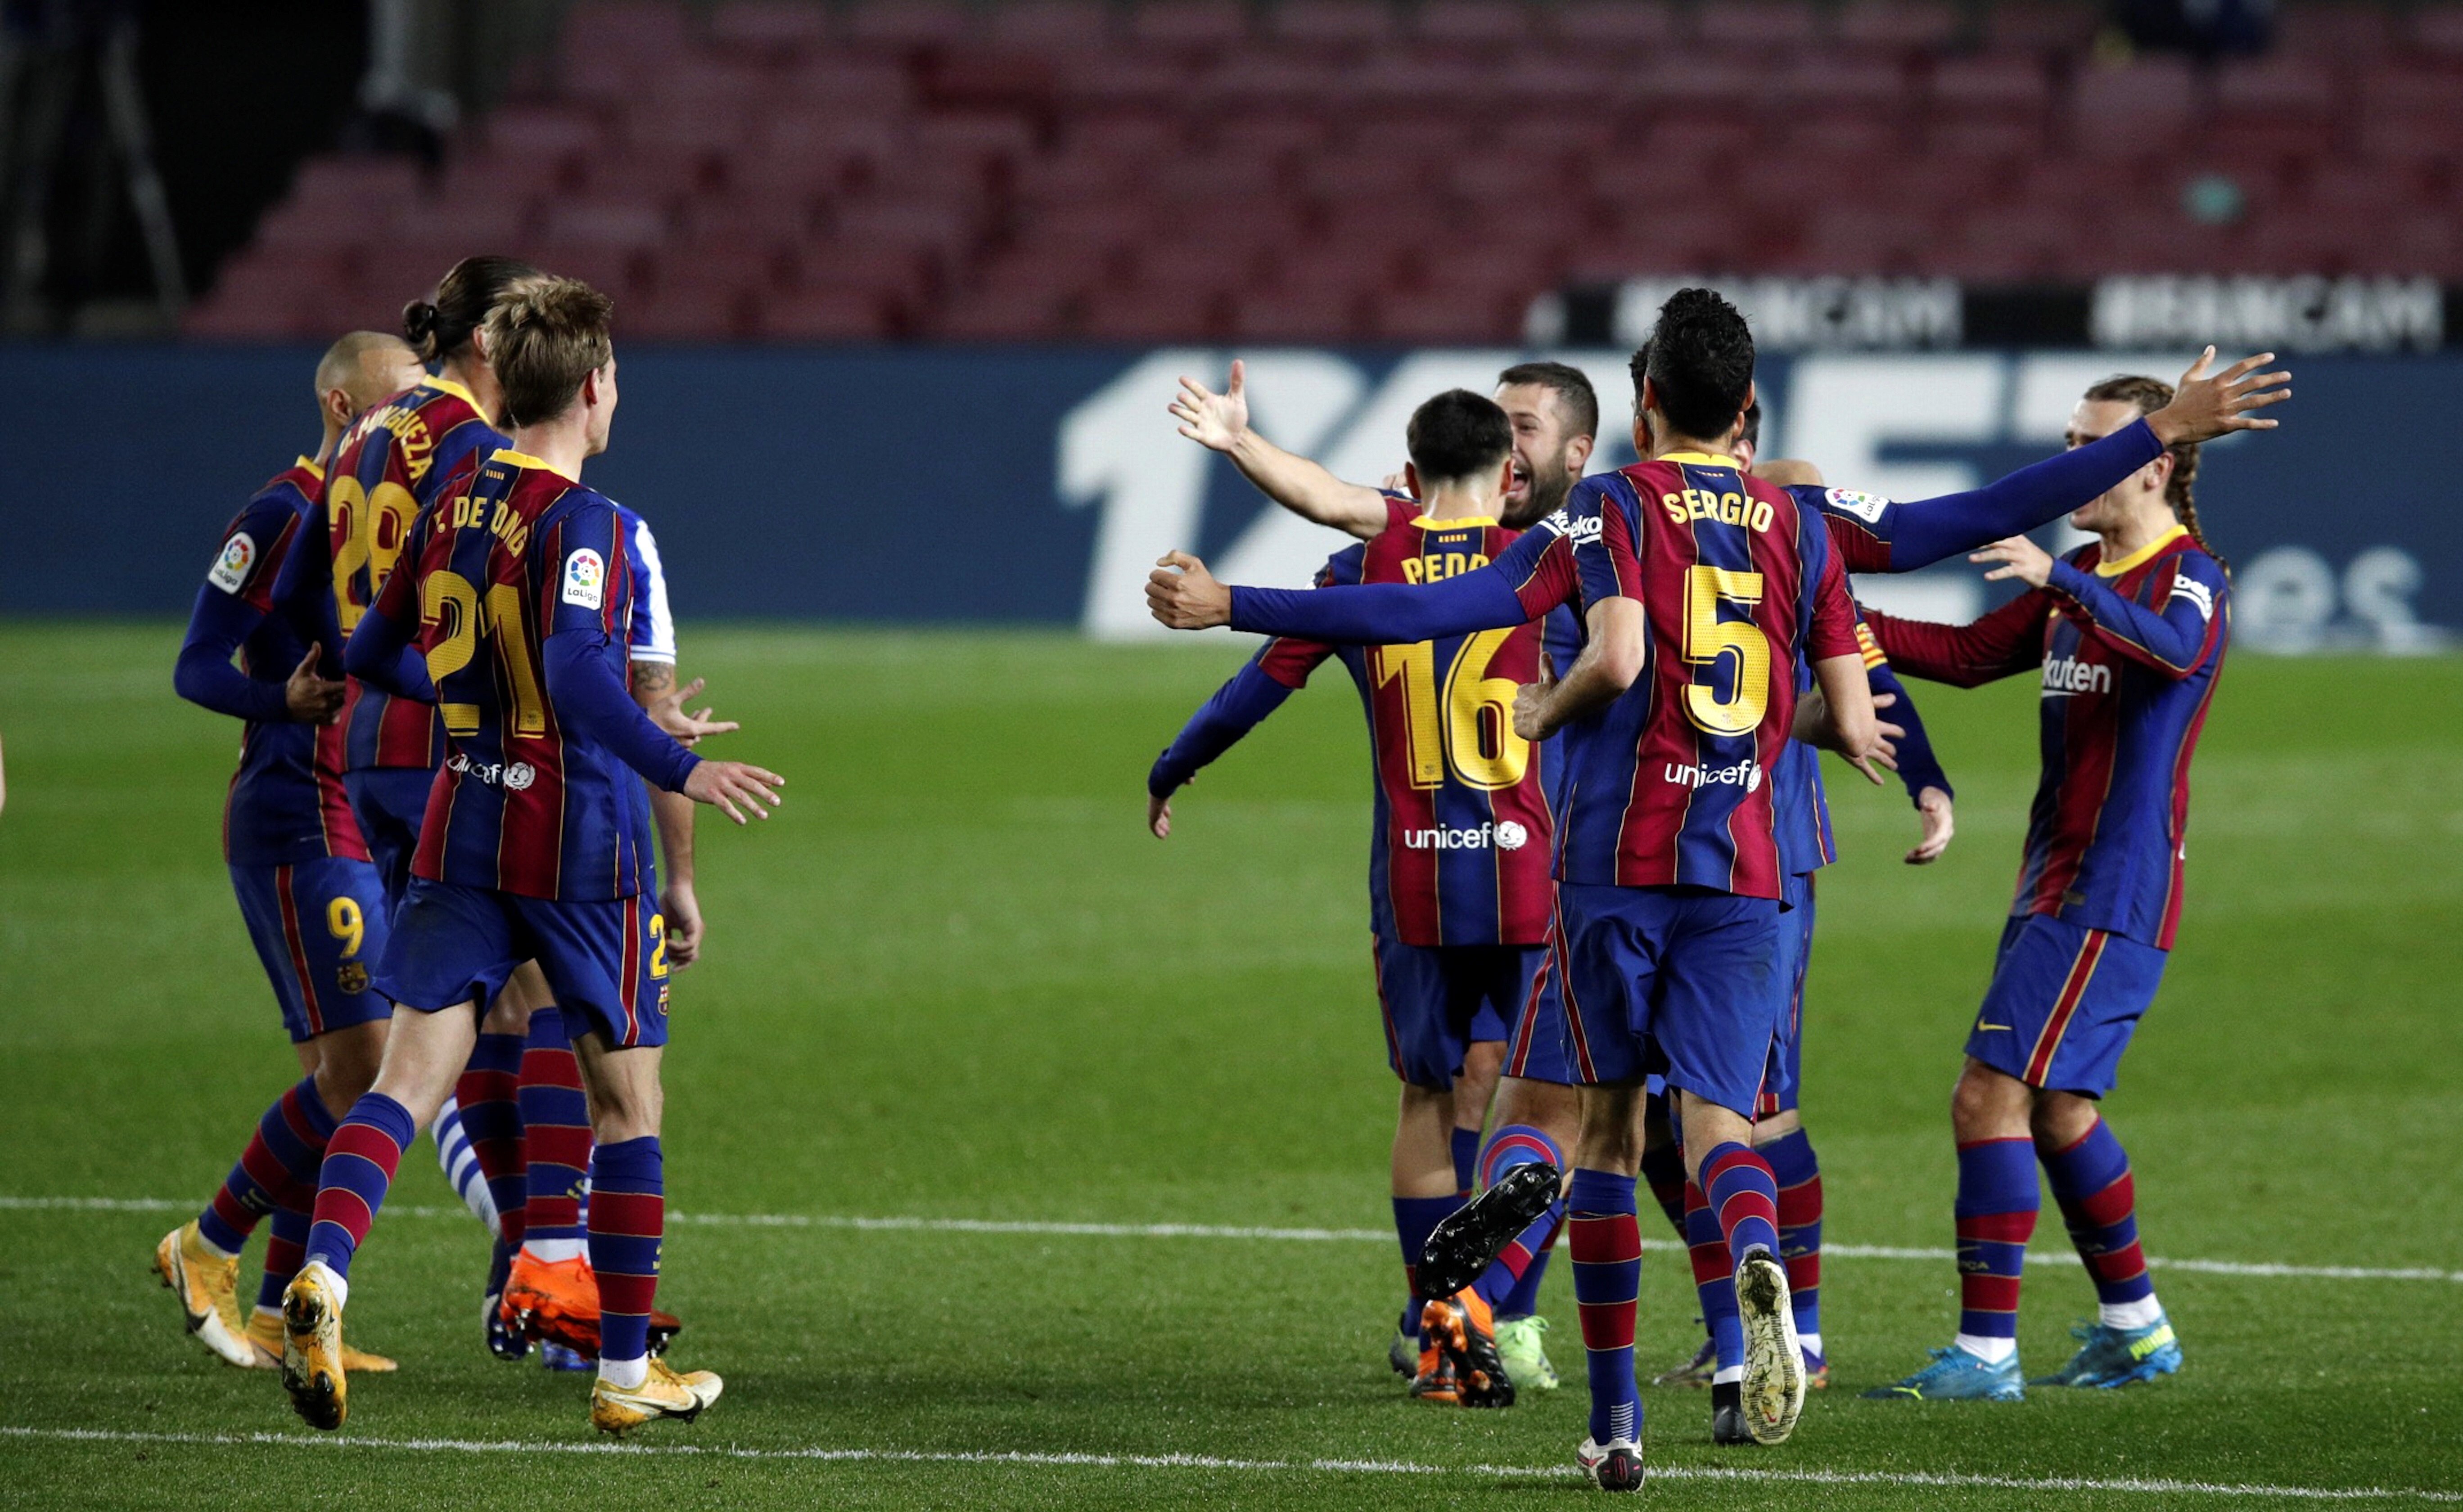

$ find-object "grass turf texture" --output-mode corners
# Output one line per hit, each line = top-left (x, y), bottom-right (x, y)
(1, 622), (2458, 1509)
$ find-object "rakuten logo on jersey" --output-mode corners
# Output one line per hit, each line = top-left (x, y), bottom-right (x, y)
(1662, 760), (1764, 792)
(2041, 657), (2112, 696)
(1403, 821), (1529, 851)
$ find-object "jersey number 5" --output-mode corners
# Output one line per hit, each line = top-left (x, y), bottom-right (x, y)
(1375, 628), (1530, 791)
(420, 571), (550, 738)
(1682, 566), (1770, 737)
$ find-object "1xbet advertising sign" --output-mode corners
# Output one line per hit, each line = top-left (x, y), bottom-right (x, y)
(0, 344), (2450, 653)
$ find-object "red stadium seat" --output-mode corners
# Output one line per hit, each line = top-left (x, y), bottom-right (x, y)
(1547, 0), (1682, 54)
(1228, 282), (1371, 341)
(1127, 0), (1253, 51)
(1928, 55), (2053, 121)
(706, 1), (831, 57)
(1834, 0), (1966, 54)
(2066, 58), (2204, 160)
(753, 284), (902, 339)
(842, 0), (974, 50)
(983, 0), (1118, 53)
(625, 277), (756, 339)
(1268, 0), (1400, 50)
(1414, 0), (1538, 52)
(2409, 3), (2463, 61)
(1984, 1), (2102, 54)
(1370, 285), (1526, 342)
(1694, 0), (1822, 52)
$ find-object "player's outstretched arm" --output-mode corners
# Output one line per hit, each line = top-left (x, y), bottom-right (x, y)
(1511, 597), (1642, 740)
(1148, 530), (1554, 644)
(1147, 650), (1315, 838)
(1861, 586), (2050, 688)
(1171, 360), (1389, 540)
(1971, 535), (2224, 679)
(1864, 653), (1954, 861)
(176, 590), (335, 724)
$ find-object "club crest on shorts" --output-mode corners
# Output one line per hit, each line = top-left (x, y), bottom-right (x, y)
(337, 961), (370, 994)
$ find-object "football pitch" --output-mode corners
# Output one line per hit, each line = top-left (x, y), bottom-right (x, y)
(3, 621), (2458, 1509)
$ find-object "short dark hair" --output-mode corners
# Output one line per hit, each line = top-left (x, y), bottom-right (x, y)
(403, 255), (542, 363)
(1406, 389), (1515, 484)
(1630, 287), (1756, 442)
(1496, 360), (1599, 440)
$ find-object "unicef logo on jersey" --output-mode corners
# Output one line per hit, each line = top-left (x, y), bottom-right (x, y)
(1403, 821), (1528, 851)
(1494, 820), (1529, 851)
(446, 752), (536, 790)
(504, 761), (536, 792)
(1662, 759), (1764, 792)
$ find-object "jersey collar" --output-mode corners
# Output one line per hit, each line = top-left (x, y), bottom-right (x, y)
(1409, 514), (1498, 529)
(424, 374), (483, 410)
(2093, 523), (2188, 578)
(487, 447), (579, 485)
(1659, 450), (1741, 469)
(293, 455), (325, 482)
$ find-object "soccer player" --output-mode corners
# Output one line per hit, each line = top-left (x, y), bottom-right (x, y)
(155, 330), (425, 1373)
(278, 277), (783, 1435)
(1150, 387), (1574, 1408)
(1859, 369), (2257, 1403)
(1164, 359), (1599, 1395)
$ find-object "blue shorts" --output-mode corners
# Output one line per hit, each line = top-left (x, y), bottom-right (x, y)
(1553, 883), (1784, 1117)
(374, 878), (672, 1049)
(229, 858), (393, 1044)
(1967, 913), (2168, 1096)
(1372, 939), (1547, 1090)
(1758, 872), (1818, 1117)
(344, 767), (436, 918)
(1502, 947), (1579, 1086)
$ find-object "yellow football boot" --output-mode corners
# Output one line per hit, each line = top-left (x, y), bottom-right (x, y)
(153, 1222), (256, 1368)
(246, 1307), (397, 1373)
(591, 1357), (724, 1436)
(280, 1263), (350, 1430)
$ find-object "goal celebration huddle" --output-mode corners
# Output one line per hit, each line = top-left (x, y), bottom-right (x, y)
(157, 260), (2287, 1487)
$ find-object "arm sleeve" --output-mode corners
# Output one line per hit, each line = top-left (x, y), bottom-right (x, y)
(1148, 656), (1302, 797)
(173, 586), (293, 723)
(1806, 544), (1861, 662)
(625, 513), (677, 663)
(340, 583), (435, 702)
(268, 498), (345, 671)
(1863, 591), (2052, 688)
(2044, 555), (2226, 679)
(1228, 561), (1529, 643)
(1814, 419), (2170, 573)
(543, 503), (700, 792)
(1857, 618), (1952, 800)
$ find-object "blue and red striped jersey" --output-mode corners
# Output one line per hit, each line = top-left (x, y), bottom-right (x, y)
(1552, 454), (1862, 898)
(1867, 526), (2229, 949)
(1259, 497), (1566, 947)
(374, 450), (660, 902)
(290, 377), (507, 774)
(189, 459), (368, 866)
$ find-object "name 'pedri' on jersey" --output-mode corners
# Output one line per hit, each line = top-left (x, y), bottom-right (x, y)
(1867, 526), (2229, 949)
(1554, 454), (1862, 899)
(1258, 496), (1569, 947)
(370, 450), (659, 902)
(194, 459), (368, 866)
(284, 376), (509, 774)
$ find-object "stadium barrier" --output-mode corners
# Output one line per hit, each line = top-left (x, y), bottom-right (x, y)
(2, 344), (2449, 651)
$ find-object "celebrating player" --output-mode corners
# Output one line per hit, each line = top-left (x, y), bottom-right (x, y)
(277, 278), (785, 1435)
(1859, 366), (2260, 1403)
(155, 330), (424, 1373)
(1150, 387), (1577, 1407)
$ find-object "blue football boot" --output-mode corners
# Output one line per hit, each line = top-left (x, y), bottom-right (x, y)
(2031, 1314), (2182, 1388)
(1860, 1344), (2025, 1401)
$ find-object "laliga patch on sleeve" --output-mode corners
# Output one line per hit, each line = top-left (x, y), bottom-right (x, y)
(562, 547), (606, 610)
(1823, 488), (1892, 524)
(207, 532), (257, 594)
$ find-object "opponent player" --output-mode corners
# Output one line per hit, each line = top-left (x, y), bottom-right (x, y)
(1164, 359), (1599, 1394)
(155, 331), (424, 1373)
(280, 278), (784, 1434)
(1860, 370), (2252, 1402)
(1150, 388), (1573, 1407)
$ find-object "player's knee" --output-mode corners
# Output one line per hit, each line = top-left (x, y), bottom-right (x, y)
(2029, 1090), (2099, 1149)
(1951, 1059), (2028, 1138)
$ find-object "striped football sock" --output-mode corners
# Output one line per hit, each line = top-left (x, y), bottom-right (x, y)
(429, 1097), (500, 1233)
(1684, 1181), (1744, 1375)
(1953, 1137), (2039, 1359)
(589, 1136), (664, 1376)
(303, 1094), (416, 1280)
(1760, 1127), (1824, 1343)
(256, 1202), (312, 1315)
(198, 1076), (338, 1258)
(1638, 1113), (1690, 1238)
(1470, 1125), (1564, 1316)
(1566, 1168), (1642, 1445)
(455, 1031), (528, 1247)
(1698, 1142), (1782, 1267)
(519, 1009), (593, 1261)
(2039, 1118), (2158, 1320)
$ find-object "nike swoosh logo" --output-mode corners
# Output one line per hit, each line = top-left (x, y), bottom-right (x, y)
(1976, 1022), (2012, 1031)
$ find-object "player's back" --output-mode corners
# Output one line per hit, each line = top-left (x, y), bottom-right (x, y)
(1559, 453), (1853, 899)
(320, 377), (509, 773)
(403, 449), (655, 902)
(1311, 498), (1561, 946)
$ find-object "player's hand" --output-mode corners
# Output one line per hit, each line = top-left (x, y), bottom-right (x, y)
(682, 759), (783, 825)
(1805, 689), (1900, 784)
(1379, 469), (1418, 498)
(1971, 535), (2055, 589)
(1148, 788), (1175, 839)
(1169, 360), (1250, 453)
(1511, 659), (1557, 741)
(648, 676), (739, 745)
(284, 648), (346, 724)
(2147, 347), (2292, 443)
(661, 879), (704, 969)
(1146, 552), (1232, 629)
(1907, 786), (1954, 865)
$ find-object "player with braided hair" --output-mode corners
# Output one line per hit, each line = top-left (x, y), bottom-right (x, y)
(1859, 351), (2285, 1402)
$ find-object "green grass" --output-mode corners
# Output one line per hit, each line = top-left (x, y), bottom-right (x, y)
(2, 623), (2458, 1509)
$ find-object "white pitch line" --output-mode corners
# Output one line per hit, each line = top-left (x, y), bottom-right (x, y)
(5, 1193), (2456, 1284)
(3, 1426), (2456, 1503)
